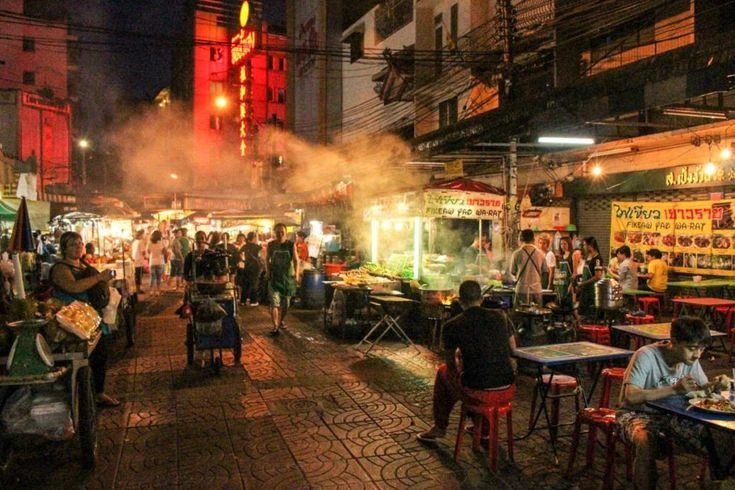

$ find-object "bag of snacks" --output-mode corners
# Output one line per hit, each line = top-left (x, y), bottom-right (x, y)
(55, 301), (101, 340)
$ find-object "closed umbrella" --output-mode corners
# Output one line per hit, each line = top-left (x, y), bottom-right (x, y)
(8, 197), (34, 252)
(8, 197), (34, 299)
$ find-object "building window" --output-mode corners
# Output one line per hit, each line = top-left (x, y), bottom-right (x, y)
(349, 31), (364, 63)
(267, 56), (273, 70)
(209, 81), (224, 97)
(439, 97), (458, 128)
(434, 14), (443, 76)
(22, 71), (35, 85)
(450, 4), (458, 48)
(277, 88), (285, 104)
(267, 87), (273, 101)
(22, 37), (35, 52)
(278, 57), (285, 71)
(209, 115), (223, 131)
(210, 47), (224, 62)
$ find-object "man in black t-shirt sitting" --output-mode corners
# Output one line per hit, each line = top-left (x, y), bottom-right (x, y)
(417, 280), (517, 442)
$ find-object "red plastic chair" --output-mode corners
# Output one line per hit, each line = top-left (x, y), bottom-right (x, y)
(578, 324), (611, 345)
(599, 367), (626, 409)
(638, 296), (661, 318)
(625, 314), (655, 325)
(454, 388), (514, 471)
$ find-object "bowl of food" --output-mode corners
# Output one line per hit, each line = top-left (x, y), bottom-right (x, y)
(693, 275), (703, 283)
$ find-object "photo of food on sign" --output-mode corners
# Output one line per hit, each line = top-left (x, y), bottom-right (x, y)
(642, 232), (660, 246)
(671, 253), (684, 267)
(662, 234), (676, 247)
(713, 202), (734, 230)
(697, 254), (711, 269)
(713, 235), (732, 249)
(693, 235), (711, 248)
(712, 255), (733, 270)
(677, 235), (693, 247)
(628, 231), (642, 244)
(613, 230), (626, 243)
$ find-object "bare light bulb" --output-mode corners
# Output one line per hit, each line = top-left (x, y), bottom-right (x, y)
(721, 147), (732, 160)
(591, 164), (603, 177)
(704, 162), (717, 175)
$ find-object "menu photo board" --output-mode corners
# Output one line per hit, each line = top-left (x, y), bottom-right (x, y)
(610, 200), (735, 276)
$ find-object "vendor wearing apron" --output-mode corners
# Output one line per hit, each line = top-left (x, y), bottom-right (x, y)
(575, 236), (604, 316)
(266, 223), (299, 336)
(509, 229), (548, 306)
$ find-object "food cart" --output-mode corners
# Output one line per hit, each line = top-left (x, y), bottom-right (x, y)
(0, 301), (105, 469)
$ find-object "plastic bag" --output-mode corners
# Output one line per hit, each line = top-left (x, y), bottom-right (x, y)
(1, 385), (74, 441)
(102, 286), (122, 326)
(56, 301), (101, 340)
(194, 298), (227, 322)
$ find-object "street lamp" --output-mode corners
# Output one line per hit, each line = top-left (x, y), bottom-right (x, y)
(78, 139), (89, 186)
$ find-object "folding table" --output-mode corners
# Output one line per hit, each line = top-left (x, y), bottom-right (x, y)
(513, 341), (633, 462)
(355, 294), (419, 355)
(672, 297), (735, 328)
(612, 322), (728, 351)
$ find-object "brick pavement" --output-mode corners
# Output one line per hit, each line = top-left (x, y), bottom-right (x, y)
(0, 292), (723, 488)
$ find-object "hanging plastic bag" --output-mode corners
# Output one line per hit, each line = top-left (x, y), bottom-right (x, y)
(102, 286), (122, 326)
(1, 385), (74, 441)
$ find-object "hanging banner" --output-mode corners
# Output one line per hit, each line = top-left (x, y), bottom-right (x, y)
(423, 189), (504, 220)
(610, 200), (735, 276)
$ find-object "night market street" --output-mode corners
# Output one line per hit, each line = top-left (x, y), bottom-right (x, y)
(0, 291), (719, 489)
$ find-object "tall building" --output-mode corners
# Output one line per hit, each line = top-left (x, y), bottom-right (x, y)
(170, 0), (291, 194)
(0, 0), (75, 198)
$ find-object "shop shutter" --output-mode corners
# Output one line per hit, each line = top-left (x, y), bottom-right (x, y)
(576, 196), (613, 258)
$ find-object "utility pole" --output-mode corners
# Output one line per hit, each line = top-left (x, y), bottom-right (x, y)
(506, 138), (520, 253)
(497, 0), (516, 104)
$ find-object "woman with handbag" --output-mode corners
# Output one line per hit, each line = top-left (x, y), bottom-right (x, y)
(50, 231), (119, 408)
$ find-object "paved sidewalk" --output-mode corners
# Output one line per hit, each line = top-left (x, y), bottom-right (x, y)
(0, 292), (716, 488)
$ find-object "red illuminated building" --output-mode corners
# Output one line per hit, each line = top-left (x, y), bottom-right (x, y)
(171, 0), (287, 192)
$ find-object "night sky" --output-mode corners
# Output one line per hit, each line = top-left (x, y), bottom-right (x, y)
(71, 0), (285, 137)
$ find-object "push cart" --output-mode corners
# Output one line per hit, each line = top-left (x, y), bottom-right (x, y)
(186, 282), (242, 372)
(0, 321), (100, 469)
(183, 248), (241, 373)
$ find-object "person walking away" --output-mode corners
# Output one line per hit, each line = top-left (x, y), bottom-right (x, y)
(146, 230), (166, 297)
(417, 280), (516, 442)
(509, 229), (547, 306)
(241, 232), (263, 306)
(574, 236), (604, 317)
(267, 223), (298, 335)
(539, 235), (556, 290)
(50, 232), (119, 407)
(617, 316), (734, 489)
(131, 230), (146, 293)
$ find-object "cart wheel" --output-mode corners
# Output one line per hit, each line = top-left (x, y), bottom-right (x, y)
(125, 305), (136, 347)
(186, 322), (194, 365)
(77, 366), (97, 469)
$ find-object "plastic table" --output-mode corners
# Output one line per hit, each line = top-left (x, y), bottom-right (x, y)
(612, 322), (728, 351)
(513, 342), (633, 462)
(648, 396), (735, 479)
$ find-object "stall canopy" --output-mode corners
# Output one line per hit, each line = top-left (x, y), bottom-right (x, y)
(81, 196), (140, 219)
(0, 198), (51, 231)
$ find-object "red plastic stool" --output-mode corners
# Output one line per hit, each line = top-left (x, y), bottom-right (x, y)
(638, 296), (661, 318)
(599, 367), (626, 408)
(566, 408), (626, 489)
(625, 314), (655, 325)
(454, 387), (514, 471)
(528, 374), (581, 438)
(578, 324), (611, 345)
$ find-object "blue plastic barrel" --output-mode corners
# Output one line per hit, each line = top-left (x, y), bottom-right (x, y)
(300, 270), (325, 310)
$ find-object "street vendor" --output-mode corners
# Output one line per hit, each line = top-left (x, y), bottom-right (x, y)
(50, 231), (119, 408)
(266, 223), (298, 336)
(183, 231), (208, 282)
(617, 316), (733, 489)
(574, 236), (604, 316)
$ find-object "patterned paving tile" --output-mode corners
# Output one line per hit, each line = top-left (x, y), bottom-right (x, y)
(122, 425), (178, 451)
(298, 454), (374, 488)
(272, 412), (335, 439)
(136, 356), (172, 373)
(284, 433), (353, 460)
(236, 449), (308, 489)
(266, 397), (321, 416)
(357, 453), (430, 482)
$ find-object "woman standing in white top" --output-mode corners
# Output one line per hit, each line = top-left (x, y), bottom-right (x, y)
(131, 229), (146, 293)
(146, 230), (166, 297)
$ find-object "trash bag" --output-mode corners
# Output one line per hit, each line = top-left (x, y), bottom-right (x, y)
(194, 299), (227, 322)
(1, 385), (74, 441)
(102, 286), (122, 326)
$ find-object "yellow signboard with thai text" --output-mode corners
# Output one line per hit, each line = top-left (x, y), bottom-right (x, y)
(610, 200), (735, 276)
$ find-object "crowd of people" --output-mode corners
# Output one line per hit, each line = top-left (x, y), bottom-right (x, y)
(508, 229), (669, 318)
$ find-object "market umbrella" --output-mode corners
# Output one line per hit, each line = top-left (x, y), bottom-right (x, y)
(8, 197), (34, 252)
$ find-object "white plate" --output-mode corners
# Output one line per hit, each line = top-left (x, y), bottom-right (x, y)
(688, 398), (735, 414)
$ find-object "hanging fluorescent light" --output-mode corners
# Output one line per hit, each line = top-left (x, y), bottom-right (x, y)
(538, 136), (595, 145)
(662, 107), (728, 120)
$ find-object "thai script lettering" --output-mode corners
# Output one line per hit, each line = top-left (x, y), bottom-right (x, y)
(613, 204), (661, 220)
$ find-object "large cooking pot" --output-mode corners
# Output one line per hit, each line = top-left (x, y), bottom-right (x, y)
(594, 277), (623, 310)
